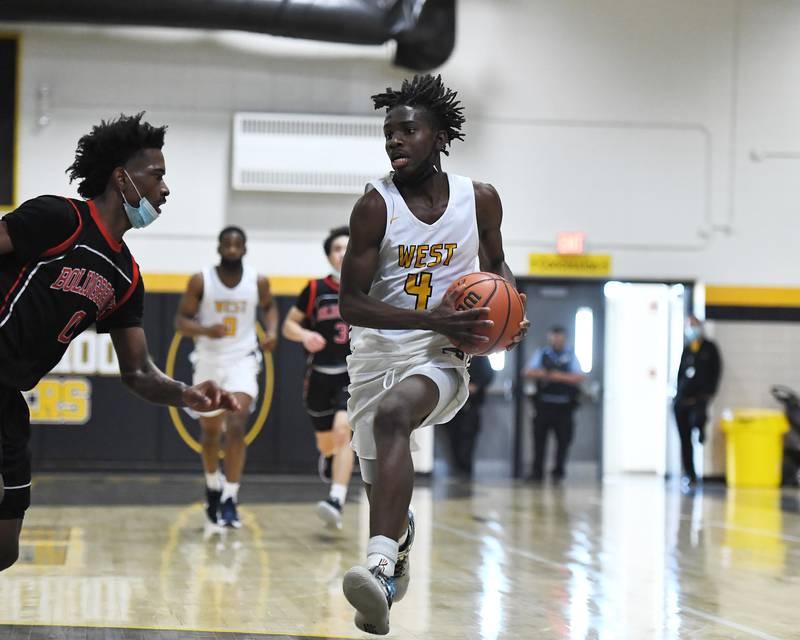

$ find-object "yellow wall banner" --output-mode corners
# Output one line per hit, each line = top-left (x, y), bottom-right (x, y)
(528, 253), (612, 277)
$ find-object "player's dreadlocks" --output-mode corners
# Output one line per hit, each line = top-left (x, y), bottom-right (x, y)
(371, 74), (465, 155)
(66, 112), (167, 199)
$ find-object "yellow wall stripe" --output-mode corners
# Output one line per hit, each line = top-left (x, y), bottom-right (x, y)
(706, 286), (800, 308)
(143, 273), (311, 296)
(143, 277), (800, 308)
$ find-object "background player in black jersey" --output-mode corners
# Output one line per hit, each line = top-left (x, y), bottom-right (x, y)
(0, 113), (238, 572)
(282, 226), (354, 529)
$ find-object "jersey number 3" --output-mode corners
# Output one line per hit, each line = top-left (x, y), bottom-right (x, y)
(404, 272), (433, 310)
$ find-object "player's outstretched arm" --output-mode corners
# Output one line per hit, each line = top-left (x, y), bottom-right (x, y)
(474, 182), (530, 346)
(110, 326), (239, 411)
(282, 306), (327, 353)
(339, 191), (491, 346)
(174, 273), (227, 339)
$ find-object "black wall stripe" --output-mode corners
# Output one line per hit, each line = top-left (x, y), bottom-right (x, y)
(0, 37), (16, 206)
(706, 305), (800, 322)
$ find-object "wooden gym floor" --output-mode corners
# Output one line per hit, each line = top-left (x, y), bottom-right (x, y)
(1, 473), (799, 639)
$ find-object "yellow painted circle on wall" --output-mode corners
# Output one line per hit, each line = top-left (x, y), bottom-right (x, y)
(165, 327), (274, 455)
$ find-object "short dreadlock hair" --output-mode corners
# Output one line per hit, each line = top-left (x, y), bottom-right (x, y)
(323, 225), (349, 256)
(66, 112), (167, 199)
(371, 74), (465, 155)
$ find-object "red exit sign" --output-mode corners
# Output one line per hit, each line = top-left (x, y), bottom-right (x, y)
(557, 232), (586, 255)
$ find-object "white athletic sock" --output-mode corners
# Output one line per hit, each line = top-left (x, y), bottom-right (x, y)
(205, 471), (222, 491)
(366, 535), (399, 577)
(329, 483), (348, 504)
(398, 527), (409, 548)
(221, 481), (240, 503)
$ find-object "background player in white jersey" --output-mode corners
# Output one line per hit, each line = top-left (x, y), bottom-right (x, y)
(282, 226), (355, 529)
(339, 75), (528, 635)
(176, 226), (278, 528)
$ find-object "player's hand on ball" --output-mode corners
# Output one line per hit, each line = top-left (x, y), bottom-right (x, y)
(260, 332), (278, 352)
(302, 331), (327, 353)
(426, 282), (492, 347)
(183, 380), (240, 412)
(507, 292), (530, 351)
(206, 323), (228, 339)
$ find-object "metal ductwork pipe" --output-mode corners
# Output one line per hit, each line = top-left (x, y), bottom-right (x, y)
(0, 0), (456, 70)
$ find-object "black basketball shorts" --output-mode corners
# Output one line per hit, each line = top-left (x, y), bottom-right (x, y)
(303, 369), (350, 432)
(0, 385), (32, 519)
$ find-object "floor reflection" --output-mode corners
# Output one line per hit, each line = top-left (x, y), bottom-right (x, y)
(1, 475), (799, 639)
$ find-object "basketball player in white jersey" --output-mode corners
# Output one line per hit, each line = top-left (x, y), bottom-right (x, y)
(176, 226), (278, 528)
(339, 75), (528, 635)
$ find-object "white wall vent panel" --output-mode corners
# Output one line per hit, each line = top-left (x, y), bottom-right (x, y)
(232, 113), (387, 194)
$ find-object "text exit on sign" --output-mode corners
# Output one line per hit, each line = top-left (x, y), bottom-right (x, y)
(557, 231), (586, 255)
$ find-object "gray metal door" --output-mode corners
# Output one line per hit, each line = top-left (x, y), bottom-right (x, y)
(515, 281), (605, 477)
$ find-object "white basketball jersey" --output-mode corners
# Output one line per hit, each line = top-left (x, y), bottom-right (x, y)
(192, 266), (259, 362)
(350, 173), (479, 355)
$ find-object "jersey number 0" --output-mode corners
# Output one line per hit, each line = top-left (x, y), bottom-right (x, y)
(222, 316), (237, 336)
(404, 272), (433, 310)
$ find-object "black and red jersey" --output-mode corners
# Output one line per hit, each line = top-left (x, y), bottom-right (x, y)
(0, 196), (144, 390)
(295, 276), (349, 370)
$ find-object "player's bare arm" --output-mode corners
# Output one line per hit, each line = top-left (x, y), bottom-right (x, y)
(475, 182), (516, 284)
(474, 181), (530, 345)
(282, 306), (327, 353)
(111, 326), (239, 411)
(339, 190), (492, 345)
(175, 272), (227, 338)
(0, 221), (12, 255)
(257, 275), (279, 352)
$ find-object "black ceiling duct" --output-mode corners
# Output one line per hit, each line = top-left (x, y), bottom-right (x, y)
(0, 0), (456, 71)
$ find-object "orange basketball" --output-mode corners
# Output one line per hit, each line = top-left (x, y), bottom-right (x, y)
(445, 271), (525, 355)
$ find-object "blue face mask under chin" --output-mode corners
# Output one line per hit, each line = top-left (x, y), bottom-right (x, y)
(121, 169), (160, 229)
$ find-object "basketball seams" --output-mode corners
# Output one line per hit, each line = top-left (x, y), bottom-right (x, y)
(481, 281), (512, 355)
(450, 272), (521, 355)
(455, 277), (497, 351)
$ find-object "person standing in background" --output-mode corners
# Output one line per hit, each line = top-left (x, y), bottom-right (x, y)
(445, 356), (494, 478)
(674, 315), (722, 487)
(524, 326), (585, 483)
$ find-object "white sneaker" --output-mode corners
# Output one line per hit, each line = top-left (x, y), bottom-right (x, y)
(315, 497), (343, 529)
(343, 565), (395, 635)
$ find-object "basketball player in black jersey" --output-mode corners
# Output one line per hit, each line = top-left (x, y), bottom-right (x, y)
(0, 113), (238, 572)
(282, 226), (355, 529)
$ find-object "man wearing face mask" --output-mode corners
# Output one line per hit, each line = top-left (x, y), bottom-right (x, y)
(0, 113), (239, 572)
(282, 226), (355, 530)
(175, 226), (278, 528)
(674, 315), (722, 486)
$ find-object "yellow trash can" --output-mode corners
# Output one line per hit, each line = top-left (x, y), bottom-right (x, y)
(721, 409), (789, 488)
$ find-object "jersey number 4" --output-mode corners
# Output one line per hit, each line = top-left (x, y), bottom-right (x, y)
(404, 271), (433, 310)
